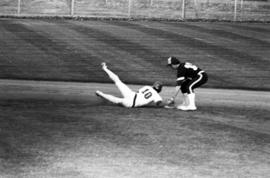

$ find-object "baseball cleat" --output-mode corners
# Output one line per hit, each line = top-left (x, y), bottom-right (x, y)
(101, 62), (107, 69)
(95, 90), (102, 97)
(176, 105), (197, 111)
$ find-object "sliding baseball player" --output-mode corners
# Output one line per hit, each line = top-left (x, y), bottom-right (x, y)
(96, 62), (165, 108)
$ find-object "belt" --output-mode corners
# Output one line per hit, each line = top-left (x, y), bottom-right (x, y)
(132, 93), (137, 108)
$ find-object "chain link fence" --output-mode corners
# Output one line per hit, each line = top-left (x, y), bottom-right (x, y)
(0, 0), (269, 21)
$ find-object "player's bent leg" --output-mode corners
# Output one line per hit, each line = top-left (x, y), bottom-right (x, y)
(177, 93), (197, 111)
(188, 71), (207, 92)
(121, 96), (135, 108)
(114, 80), (134, 99)
(177, 82), (190, 108)
(182, 93), (189, 106)
(102, 64), (121, 83)
(177, 72), (207, 111)
(96, 90), (123, 105)
(102, 63), (134, 98)
(186, 93), (197, 110)
(177, 85), (197, 111)
(177, 84), (197, 110)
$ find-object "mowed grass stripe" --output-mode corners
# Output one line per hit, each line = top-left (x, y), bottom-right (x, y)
(41, 20), (165, 84)
(101, 20), (270, 90)
(0, 19), (269, 90)
(68, 21), (253, 90)
(63, 20), (175, 84)
(0, 20), (41, 78)
(104, 21), (269, 71)
(75, 21), (234, 88)
(226, 23), (270, 33)
(161, 22), (270, 49)
(0, 20), (80, 80)
(0, 41), (29, 79)
(65, 21), (166, 65)
(21, 20), (118, 82)
(0, 19), (105, 82)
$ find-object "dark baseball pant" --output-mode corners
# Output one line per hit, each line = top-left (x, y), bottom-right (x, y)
(181, 71), (208, 94)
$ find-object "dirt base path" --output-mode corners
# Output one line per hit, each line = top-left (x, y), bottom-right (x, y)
(1, 79), (270, 135)
(1, 79), (269, 107)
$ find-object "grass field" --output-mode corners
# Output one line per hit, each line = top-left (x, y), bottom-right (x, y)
(0, 18), (269, 90)
(0, 79), (269, 177)
(0, 18), (269, 177)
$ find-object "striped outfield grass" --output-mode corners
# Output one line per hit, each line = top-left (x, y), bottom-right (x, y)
(0, 18), (269, 90)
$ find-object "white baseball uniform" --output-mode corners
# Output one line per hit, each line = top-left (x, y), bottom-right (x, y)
(97, 65), (163, 108)
(133, 86), (162, 107)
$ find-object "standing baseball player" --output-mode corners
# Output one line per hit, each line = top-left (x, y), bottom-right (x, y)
(96, 62), (165, 108)
(167, 56), (208, 111)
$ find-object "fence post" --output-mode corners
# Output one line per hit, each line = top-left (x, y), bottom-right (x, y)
(194, 0), (199, 18)
(128, 0), (132, 18)
(234, 0), (238, 21)
(71, 0), (75, 16)
(181, 0), (186, 19)
(150, 0), (153, 6)
(17, 0), (21, 15)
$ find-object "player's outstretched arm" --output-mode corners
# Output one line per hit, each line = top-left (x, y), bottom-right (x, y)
(156, 100), (174, 108)
(171, 86), (181, 100)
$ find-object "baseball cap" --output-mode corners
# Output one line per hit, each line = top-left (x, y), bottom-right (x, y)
(167, 56), (180, 66)
(153, 81), (163, 93)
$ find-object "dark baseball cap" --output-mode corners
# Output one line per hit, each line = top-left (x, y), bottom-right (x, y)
(167, 56), (180, 66)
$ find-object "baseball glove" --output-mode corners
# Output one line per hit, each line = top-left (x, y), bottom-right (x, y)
(166, 97), (175, 105)
(164, 97), (175, 109)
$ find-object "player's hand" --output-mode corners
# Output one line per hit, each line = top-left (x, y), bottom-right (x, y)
(166, 97), (175, 105)
(164, 98), (175, 109)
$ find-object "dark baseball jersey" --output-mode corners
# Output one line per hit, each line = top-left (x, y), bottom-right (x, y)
(176, 62), (203, 85)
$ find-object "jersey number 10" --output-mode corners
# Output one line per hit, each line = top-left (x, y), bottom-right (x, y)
(142, 89), (152, 99)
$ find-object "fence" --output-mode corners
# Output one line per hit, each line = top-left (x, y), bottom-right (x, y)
(0, 0), (269, 21)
